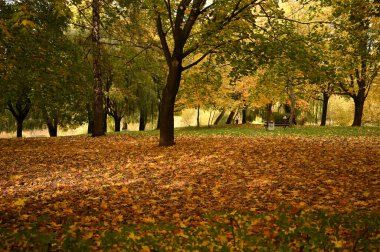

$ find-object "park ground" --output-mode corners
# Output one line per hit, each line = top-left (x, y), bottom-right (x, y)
(0, 126), (379, 250)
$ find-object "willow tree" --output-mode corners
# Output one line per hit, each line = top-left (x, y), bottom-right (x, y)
(153, 0), (274, 146)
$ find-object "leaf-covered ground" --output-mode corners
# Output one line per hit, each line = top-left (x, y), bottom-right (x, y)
(0, 132), (379, 249)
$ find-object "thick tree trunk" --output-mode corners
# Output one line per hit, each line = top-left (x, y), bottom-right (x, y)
(352, 91), (365, 126)
(320, 93), (330, 126)
(226, 111), (235, 124)
(91, 0), (104, 137)
(159, 61), (182, 146)
(47, 119), (58, 137)
(242, 108), (247, 124)
(214, 109), (225, 125)
(114, 117), (121, 132)
(139, 108), (147, 131)
(196, 105), (200, 128)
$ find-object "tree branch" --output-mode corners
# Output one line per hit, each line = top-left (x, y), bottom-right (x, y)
(156, 12), (172, 65)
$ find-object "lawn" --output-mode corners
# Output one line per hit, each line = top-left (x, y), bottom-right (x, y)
(0, 126), (379, 250)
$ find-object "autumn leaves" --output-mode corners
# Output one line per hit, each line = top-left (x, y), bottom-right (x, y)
(0, 134), (379, 249)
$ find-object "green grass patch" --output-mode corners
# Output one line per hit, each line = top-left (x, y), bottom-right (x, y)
(115, 125), (380, 138)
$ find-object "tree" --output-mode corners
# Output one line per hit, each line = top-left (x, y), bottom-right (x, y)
(0, 0), (76, 137)
(177, 57), (222, 127)
(331, 0), (380, 126)
(91, 0), (105, 136)
(153, 0), (268, 146)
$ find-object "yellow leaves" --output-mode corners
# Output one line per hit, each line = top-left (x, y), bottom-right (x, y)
(19, 214), (29, 220)
(20, 19), (35, 27)
(82, 231), (93, 240)
(0, 133), (379, 249)
(49, 221), (62, 229)
(121, 186), (129, 193)
(332, 239), (344, 248)
(14, 198), (27, 207)
(128, 232), (140, 241)
(362, 191), (370, 198)
(212, 187), (220, 197)
(63, 207), (74, 214)
(143, 217), (155, 223)
(116, 214), (123, 222)
(10, 175), (23, 180)
(100, 200), (108, 209)
(140, 246), (151, 252)
(217, 234), (228, 244)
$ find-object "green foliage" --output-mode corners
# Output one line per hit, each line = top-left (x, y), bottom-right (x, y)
(1, 208), (378, 251)
(0, 0), (91, 134)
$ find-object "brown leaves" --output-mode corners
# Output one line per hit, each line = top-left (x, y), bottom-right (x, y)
(0, 134), (379, 246)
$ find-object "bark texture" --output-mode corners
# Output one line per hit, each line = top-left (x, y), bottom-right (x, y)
(91, 0), (104, 137)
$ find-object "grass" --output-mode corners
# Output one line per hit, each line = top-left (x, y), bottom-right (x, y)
(116, 125), (380, 138)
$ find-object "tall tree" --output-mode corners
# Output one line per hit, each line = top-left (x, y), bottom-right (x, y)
(331, 0), (380, 126)
(91, 0), (104, 136)
(153, 0), (269, 146)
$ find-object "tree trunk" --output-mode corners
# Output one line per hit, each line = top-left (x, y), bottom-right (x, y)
(47, 119), (58, 137)
(214, 109), (225, 125)
(242, 108), (247, 124)
(114, 116), (121, 132)
(91, 0), (104, 137)
(156, 110), (161, 130)
(208, 110), (214, 127)
(7, 99), (31, 138)
(159, 60), (182, 146)
(156, 88), (162, 130)
(103, 111), (107, 133)
(196, 105), (200, 127)
(122, 122), (128, 131)
(88, 120), (94, 134)
(226, 111), (235, 124)
(266, 103), (272, 122)
(320, 93), (330, 126)
(288, 85), (296, 126)
(16, 120), (23, 138)
(139, 108), (147, 131)
(352, 90), (365, 126)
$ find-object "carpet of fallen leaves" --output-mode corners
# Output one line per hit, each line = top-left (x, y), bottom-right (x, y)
(0, 134), (379, 245)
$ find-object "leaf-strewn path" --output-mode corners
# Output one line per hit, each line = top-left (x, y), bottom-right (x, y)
(0, 135), (379, 236)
